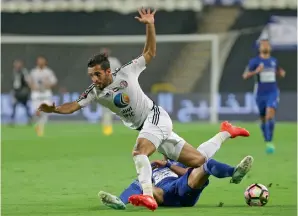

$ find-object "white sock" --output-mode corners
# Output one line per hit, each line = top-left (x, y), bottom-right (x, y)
(133, 154), (153, 197)
(197, 131), (231, 160)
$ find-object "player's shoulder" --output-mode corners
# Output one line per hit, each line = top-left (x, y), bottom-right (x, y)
(44, 67), (54, 73)
(112, 61), (134, 76)
(269, 56), (278, 62)
(249, 56), (259, 62)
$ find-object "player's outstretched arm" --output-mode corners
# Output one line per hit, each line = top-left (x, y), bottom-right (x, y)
(38, 101), (81, 114)
(243, 63), (263, 80)
(135, 8), (156, 64)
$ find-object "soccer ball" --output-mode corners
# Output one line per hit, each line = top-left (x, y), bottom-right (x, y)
(244, 183), (269, 206)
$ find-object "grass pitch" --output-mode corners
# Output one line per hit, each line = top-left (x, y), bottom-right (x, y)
(2, 122), (297, 216)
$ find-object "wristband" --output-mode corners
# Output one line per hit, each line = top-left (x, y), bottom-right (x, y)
(165, 161), (172, 168)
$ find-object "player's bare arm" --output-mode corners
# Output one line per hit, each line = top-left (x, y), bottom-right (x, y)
(151, 160), (188, 176)
(38, 101), (81, 114)
(168, 164), (189, 176)
(135, 8), (156, 64)
(242, 63), (263, 80)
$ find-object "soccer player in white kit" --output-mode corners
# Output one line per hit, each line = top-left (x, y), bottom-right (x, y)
(29, 56), (57, 136)
(38, 8), (250, 211)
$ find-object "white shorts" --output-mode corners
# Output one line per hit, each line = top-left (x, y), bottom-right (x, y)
(137, 106), (186, 160)
(31, 91), (53, 110)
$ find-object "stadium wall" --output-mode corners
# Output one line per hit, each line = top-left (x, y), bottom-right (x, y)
(2, 92), (297, 123)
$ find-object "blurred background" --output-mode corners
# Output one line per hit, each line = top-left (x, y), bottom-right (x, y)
(1, 0), (297, 124)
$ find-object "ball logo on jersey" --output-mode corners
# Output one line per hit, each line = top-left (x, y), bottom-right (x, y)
(120, 80), (128, 88)
(113, 93), (130, 108)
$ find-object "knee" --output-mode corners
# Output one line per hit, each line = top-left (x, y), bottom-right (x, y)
(188, 157), (206, 168)
(265, 109), (275, 120)
(132, 138), (156, 157)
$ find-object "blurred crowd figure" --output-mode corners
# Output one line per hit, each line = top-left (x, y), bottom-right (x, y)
(30, 56), (57, 136)
(100, 48), (122, 136)
(11, 56), (57, 137)
(11, 49), (121, 137)
(10, 59), (32, 125)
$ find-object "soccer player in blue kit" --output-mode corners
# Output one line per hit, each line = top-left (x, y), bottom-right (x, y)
(98, 155), (253, 209)
(98, 123), (253, 210)
(243, 40), (286, 153)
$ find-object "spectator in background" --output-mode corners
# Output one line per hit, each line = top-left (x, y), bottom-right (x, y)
(10, 59), (32, 125)
(29, 56), (57, 137)
(100, 48), (122, 136)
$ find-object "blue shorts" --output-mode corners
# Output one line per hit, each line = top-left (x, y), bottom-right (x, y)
(161, 168), (209, 207)
(256, 92), (279, 117)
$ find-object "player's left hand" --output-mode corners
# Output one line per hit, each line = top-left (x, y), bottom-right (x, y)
(135, 8), (156, 24)
(279, 69), (286, 78)
(151, 160), (167, 169)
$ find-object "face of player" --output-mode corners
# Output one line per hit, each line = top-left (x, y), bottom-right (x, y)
(88, 64), (112, 90)
(36, 57), (47, 69)
(13, 60), (23, 71)
(259, 41), (271, 54)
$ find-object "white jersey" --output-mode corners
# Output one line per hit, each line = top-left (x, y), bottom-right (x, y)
(77, 55), (154, 129)
(30, 66), (57, 94)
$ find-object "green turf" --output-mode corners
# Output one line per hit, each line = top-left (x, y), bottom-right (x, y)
(2, 122), (297, 216)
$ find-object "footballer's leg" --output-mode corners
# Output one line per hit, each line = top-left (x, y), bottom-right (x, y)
(32, 98), (44, 137)
(264, 92), (279, 153)
(256, 96), (267, 142)
(129, 138), (158, 210)
(177, 121), (249, 168)
(129, 106), (173, 211)
(98, 191), (126, 210)
(188, 155), (253, 189)
(102, 107), (113, 136)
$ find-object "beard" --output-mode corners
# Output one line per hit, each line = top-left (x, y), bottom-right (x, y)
(261, 49), (270, 54)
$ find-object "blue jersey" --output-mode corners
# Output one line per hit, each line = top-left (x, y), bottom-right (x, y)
(152, 160), (187, 189)
(119, 160), (190, 206)
(248, 56), (279, 95)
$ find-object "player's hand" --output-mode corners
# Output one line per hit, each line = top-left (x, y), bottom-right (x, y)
(255, 63), (264, 73)
(38, 102), (56, 113)
(135, 8), (156, 24)
(279, 69), (286, 78)
(151, 160), (167, 169)
(242, 72), (249, 79)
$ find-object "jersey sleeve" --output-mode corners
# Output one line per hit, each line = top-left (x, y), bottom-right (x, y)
(131, 55), (146, 76)
(117, 55), (146, 77)
(76, 84), (96, 107)
(247, 58), (256, 72)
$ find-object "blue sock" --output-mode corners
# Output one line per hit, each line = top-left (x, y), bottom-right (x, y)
(119, 180), (142, 204)
(268, 119), (275, 141)
(260, 122), (266, 141)
(203, 159), (235, 178)
(264, 120), (271, 142)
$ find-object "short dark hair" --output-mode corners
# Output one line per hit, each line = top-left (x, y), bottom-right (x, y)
(87, 53), (110, 70)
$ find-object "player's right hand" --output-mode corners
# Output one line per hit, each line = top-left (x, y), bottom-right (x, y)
(151, 160), (167, 169)
(255, 63), (264, 73)
(38, 102), (56, 113)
